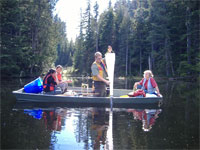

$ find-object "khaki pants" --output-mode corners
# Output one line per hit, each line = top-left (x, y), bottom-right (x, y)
(44, 86), (62, 95)
(56, 82), (68, 93)
(94, 81), (106, 97)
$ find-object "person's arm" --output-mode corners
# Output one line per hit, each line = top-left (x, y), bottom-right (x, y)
(133, 82), (139, 90)
(133, 79), (143, 89)
(66, 80), (72, 83)
(155, 86), (161, 97)
(54, 73), (59, 85)
(150, 78), (161, 96)
(96, 74), (110, 85)
(48, 76), (57, 85)
(59, 79), (72, 84)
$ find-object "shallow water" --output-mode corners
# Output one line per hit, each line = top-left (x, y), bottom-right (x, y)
(1, 78), (199, 149)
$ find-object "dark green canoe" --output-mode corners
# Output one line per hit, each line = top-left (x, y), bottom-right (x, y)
(12, 87), (163, 108)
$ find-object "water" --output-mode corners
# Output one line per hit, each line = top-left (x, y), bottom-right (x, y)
(1, 78), (199, 150)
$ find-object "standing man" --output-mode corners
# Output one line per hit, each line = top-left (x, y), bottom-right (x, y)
(91, 52), (110, 97)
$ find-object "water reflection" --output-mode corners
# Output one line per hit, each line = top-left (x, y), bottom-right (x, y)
(21, 107), (112, 149)
(43, 110), (62, 131)
(20, 105), (162, 150)
(24, 108), (63, 131)
(127, 109), (162, 132)
(90, 108), (109, 149)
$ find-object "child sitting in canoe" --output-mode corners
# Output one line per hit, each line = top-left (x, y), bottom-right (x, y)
(56, 65), (72, 94)
(43, 69), (62, 95)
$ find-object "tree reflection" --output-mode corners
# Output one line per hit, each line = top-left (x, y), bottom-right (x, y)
(73, 108), (109, 150)
(1, 109), (52, 149)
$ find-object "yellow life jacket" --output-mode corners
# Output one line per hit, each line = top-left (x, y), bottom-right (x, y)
(92, 60), (107, 81)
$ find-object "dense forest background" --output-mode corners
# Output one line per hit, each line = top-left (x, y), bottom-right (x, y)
(1, 0), (199, 78)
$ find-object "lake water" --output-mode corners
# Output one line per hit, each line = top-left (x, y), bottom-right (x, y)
(1, 77), (199, 150)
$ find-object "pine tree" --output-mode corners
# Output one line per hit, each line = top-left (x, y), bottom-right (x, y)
(98, 8), (114, 54)
(1, 0), (59, 77)
(93, 1), (99, 52)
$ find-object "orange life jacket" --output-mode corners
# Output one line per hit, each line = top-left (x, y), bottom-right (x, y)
(57, 73), (62, 82)
(92, 60), (107, 81)
(43, 74), (56, 91)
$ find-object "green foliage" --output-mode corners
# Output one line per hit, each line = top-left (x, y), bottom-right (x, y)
(2, 0), (199, 78)
(73, 9), (85, 75)
(72, 0), (199, 78)
(1, 0), (59, 77)
(98, 8), (114, 53)
(54, 16), (74, 68)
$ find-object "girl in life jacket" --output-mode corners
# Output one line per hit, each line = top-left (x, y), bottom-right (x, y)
(43, 69), (62, 94)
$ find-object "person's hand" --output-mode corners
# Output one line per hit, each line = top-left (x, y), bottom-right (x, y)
(67, 80), (72, 83)
(157, 93), (161, 97)
(134, 83), (138, 89)
(105, 80), (110, 85)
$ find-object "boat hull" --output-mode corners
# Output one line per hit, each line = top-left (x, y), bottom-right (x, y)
(12, 88), (163, 107)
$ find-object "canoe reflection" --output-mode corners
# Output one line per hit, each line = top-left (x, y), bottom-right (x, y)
(127, 109), (162, 132)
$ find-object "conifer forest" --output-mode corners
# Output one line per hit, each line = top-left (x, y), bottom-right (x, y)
(1, 0), (199, 78)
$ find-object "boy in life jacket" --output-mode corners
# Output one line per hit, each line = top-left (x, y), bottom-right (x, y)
(56, 65), (72, 94)
(43, 69), (62, 95)
(91, 52), (110, 97)
(133, 70), (161, 97)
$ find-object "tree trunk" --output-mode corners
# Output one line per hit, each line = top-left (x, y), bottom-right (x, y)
(95, 26), (98, 52)
(125, 33), (128, 76)
(139, 47), (142, 76)
(186, 6), (191, 65)
(168, 48), (175, 76)
(151, 41), (155, 71)
(148, 55), (152, 71)
(129, 51), (132, 76)
(139, 33), (142, 76)
(165, 37), (170, 76)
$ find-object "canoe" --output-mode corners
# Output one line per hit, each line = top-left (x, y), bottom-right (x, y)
(12, 87), (163, 108)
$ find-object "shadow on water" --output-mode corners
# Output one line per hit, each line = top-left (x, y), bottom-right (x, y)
(1, 77), (199, 149)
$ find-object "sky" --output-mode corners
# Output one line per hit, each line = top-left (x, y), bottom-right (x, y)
(54, 0), (116, 41)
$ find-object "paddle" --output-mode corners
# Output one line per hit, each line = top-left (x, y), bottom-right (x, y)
(105, 53), (115, 109)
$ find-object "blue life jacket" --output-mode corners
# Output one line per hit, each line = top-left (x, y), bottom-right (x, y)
(142, 78), (156, 94)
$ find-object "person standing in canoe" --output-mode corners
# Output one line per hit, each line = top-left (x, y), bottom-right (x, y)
(91, 52), (110, 97)
(43, 69), (62, 95)
(107, 45), (114, 53)
(56, 65), (72, 94)
(103, 45), (114, 64)
(133, 70), (161, 97)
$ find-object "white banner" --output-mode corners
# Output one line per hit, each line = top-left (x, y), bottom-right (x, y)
(105, 53), (115, 96)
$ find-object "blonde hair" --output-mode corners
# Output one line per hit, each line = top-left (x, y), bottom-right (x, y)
(56, 65), (63, 69)
(94, 51), (102, 58)
(143, 70), (154, 78)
